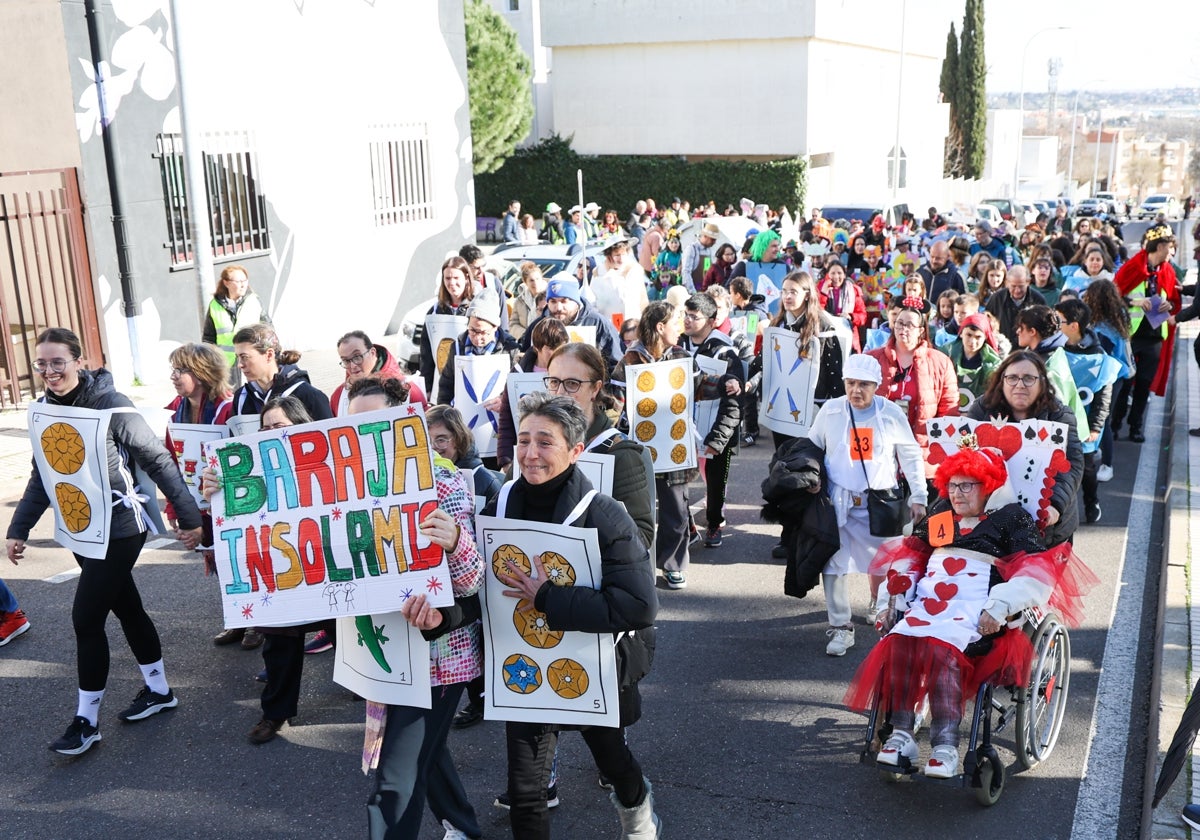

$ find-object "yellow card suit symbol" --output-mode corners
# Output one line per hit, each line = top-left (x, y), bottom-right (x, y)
(539, 552), (576, 587)
(669, 419), (687, 440)
(670, 444), (688, 464)
(436, 337), (454, 372)
(636, 398), (657, 418)
(669, 393), (687, 415)
(54, 482), (92, 533)
(668, 366), (686, 390)
(42, 422), (86, 475)
(546, 658), (589, 699)
(636, 371), (656, 392)
(635, 421), (655, 442)
(491, 544), (531, 581)
(513, 599), (563, 649)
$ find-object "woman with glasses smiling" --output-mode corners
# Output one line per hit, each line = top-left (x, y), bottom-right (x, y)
(966, 350), (1084, 547)
(328, 330), (427, 417)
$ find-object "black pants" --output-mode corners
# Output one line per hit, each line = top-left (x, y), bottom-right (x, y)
(261, 633), (305, 721)
(704, 445), (735, 528)
(1082, 450), (1099, 507)
(654, 477), (689, 574)
(506, 722), (645, 840)
(741, 392), (759, 437)
(1113, 337), (1162, 435)
(73, 532), (156, 691)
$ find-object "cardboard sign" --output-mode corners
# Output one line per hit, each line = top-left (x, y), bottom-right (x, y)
(454, 354), (510, 458)
(506, 371), (547, 425)
(207, 404), (453, 628)
(477, 515), (619, 727)
(425, 314), (468, 377)
(759, 327), (821, 437)
(849, 427), (874, 461)
(565, 325), (597, 347)
(167, 423), (230, 512)
(333, 613), (430, 708)
(624, 357), (697, 473)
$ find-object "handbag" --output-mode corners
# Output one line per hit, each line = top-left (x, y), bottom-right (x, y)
(848, 404), (910, 538)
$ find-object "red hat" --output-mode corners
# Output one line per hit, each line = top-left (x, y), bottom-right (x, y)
(958, 312), (997, 351)
(933, 442), (1008, 500)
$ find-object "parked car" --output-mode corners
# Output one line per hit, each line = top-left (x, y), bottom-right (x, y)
(1135, 194), (1181, 220)
(816, 202), (911, 229)
(975, 204), (1004, 228)
(1094, 191), (1121, 216)
(1073, 198), (1109, 219)
(981, 198), (1036, 228)
(395, 252), (532, 372)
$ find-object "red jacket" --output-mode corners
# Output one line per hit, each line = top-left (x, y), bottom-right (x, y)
(867, 340), (960, 478)
(329, 344), (428, 416)
(163, 393), (233, 524)
(1114, 249), (1180, 396)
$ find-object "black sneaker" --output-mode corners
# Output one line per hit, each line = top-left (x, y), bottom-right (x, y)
(452, 701), (483, 729)
(494, 784), (559, 811)
(49, 716), (101, 755)
(1129, 430), (1145, 443)
(742, 433), (757, 447)
(117, 686), (179, 722)
(771, 542), (788, 559)
(704, 526), (723, 548)
(1085, 503), (1102, 524)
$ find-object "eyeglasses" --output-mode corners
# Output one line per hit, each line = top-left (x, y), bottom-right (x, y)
(339, 351), (371, 369)
(431, 434), (454, 449)
(543, 376), (597, 394)
(468, 327), (495, 338)
(947, 480), (982, 495)
(169, 368), (192, 378)
(34, 358), (75, 374)
(893, 321), (922, 332)
(1002, 374), (1040, 387)
(260, 421), (292, 431)
(683, 312), (706, 322)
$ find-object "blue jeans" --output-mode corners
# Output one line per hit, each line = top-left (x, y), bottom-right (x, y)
(366, 683), (480, 840)
(0, 577), (18, 613)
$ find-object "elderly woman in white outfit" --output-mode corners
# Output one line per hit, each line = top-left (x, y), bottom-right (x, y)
(806, 354), (928, 657)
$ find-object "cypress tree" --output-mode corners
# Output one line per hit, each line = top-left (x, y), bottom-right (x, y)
(958, 0), (987, 179)
(464, 0), (534, 175)
(940, 23), (962, 177)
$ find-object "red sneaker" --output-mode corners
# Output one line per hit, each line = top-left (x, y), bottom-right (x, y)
(0, 609), (30, 647)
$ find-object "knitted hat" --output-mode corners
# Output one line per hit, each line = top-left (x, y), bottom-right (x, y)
(547, 278), (582, 306)
(466, 287), (502, 326)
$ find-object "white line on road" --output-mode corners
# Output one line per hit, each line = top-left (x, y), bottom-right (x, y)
(41, 537), (176, 583)
(1070, 395), (1164, 837)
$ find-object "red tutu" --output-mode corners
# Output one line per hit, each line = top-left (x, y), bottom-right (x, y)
(993, 542), (1098, 628)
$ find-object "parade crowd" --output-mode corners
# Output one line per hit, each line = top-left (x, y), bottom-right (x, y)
(0, 196), (1190, 839)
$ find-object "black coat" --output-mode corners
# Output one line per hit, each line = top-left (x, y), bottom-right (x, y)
(682, 329), (743, 454)
(760, 437), (839, 598)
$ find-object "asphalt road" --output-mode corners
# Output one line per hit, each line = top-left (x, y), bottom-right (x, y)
(0, 398), (1164, 839)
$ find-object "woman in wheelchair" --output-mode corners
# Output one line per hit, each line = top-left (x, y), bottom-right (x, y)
(843, 441), (1095, 780)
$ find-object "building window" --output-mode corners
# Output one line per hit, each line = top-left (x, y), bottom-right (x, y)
(156, 131), (271, 266)
(887, 146), (907, 190)
(508, 0), (519, 10)
(369, 124), (434, 226)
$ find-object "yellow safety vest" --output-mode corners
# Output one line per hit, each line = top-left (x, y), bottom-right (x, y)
(1125, 279), (1168, 339)
(208, 295), (265, 366)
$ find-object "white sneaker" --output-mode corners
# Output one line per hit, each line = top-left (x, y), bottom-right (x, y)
(442, 820), (470, 840)
(1096, 464), (1114, 482)
(877, 730), (918, 767)
(825, 627), (855, 656)
(923, 745), (960, 778)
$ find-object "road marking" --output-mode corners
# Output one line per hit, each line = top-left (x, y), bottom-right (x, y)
(42, 537), (176, 583)
(1070, 391), (1164, 837)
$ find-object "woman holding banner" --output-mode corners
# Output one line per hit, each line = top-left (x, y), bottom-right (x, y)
(419, 256), (478, 395)
(7, 327), (203, 756)
(495, 392), (661, 840)
(350, 376), (486, 840)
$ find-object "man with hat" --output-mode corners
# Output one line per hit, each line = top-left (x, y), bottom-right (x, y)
(542, 202), (565, 244)
(682, 222), (720, 294)
(583, 201), (602, 240)
(564, 205), (585, 245)
(435, 287), (518, 405)
(521, 277), (622, 373)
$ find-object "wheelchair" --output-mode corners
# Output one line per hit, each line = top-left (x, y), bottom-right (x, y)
(858, 605), (1071, 806)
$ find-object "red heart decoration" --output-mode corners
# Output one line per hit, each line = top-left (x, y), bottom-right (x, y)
(1048, 449), (1070, 475)
(927, 443), (947, 466)
(924, 598), (949, 615)
(1040, 488), (1053, 501)
(975, 424), (1022, 460)
(887, 576), (912, 595)
(943, 557), (967, 576)
(934, 581), (958, 600)
(905, 616), (931, 627)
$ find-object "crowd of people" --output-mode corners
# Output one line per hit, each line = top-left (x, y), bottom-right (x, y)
(0, 196), (1187, 838)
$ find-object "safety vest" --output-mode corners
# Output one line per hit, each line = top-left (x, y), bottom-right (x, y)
(208, 295), (265, 366)
(1125, 278), (1168, 340)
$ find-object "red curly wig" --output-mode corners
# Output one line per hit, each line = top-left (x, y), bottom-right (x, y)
(933, 446), (1008, 500)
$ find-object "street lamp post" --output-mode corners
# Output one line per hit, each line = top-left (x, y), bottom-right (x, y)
(1015, 26), (1069, 197)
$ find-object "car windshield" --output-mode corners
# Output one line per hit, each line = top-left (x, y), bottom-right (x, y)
(1144, 197), (1166, 205)
(819, 206), (881, 225)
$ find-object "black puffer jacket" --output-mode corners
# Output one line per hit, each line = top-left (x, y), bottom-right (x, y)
(760, 436), (839, 598)
(583, 412), (656, 550)
(966, 397), (1083, 547)
(232, 363), (333, 422)
(488, 467), (658, 726)
(8, 369), (202, 542)
(683, 330), (743, 454)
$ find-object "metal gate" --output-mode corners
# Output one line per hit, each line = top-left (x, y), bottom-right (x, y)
(0, 168), (102, 408)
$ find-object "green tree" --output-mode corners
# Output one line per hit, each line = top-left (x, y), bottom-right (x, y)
(957, 0), (987, 179)
(940, 22), (963, 177)
(464, 0), (533, 175)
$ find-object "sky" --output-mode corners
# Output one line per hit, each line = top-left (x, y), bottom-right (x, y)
(975, 0), (1200, 93)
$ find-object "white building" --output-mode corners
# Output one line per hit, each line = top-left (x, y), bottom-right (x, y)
(515, 0), (958, 211)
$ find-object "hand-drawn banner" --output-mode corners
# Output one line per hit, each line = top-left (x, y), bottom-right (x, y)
(476, 516), (619, 727)
(625, 357), (696, 472)
(333, 613), (431, 708)
(759, 326), (822, 437)
(28, 403), (114, 559)
(207, 404), (453, 629)
(455, 354), (510, 458)
(425, 315), (469, 377)
(167, 423), (230, 511)
(226, 414), (261, 437)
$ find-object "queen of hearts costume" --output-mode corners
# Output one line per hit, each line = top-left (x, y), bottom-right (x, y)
(843, 443), (1096, 777)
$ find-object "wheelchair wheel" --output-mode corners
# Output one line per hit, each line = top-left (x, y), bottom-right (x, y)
(1014, 615), (1071, 771)
(974, 746), (1005, 806)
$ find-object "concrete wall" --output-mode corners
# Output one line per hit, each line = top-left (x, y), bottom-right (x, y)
(0, 0), (80, 171)
(59, 0), (474, 386)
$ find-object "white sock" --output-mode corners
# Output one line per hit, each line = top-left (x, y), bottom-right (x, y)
(139, 660), (170, 695)
(77, 689), (104, 725)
